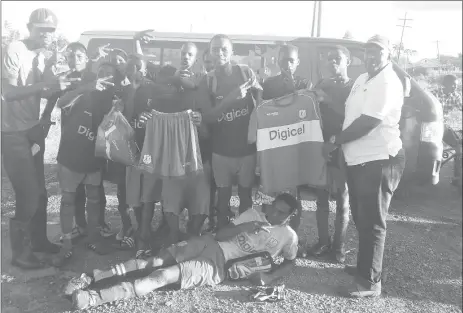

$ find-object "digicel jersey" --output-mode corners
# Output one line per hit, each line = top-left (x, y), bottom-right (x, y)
(248, 90), (327, 193)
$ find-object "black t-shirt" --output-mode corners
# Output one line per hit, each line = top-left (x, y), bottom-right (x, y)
(315, 78), (354, 141)
(262, 74), (311, 100)
(57, 89), (113, 173)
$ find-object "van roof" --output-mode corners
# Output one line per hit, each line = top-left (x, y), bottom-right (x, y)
(79, 30), (365, 46)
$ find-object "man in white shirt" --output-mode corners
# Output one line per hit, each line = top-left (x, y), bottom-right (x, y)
(322, 35), (406, 298)
(66, 193), (299, 310)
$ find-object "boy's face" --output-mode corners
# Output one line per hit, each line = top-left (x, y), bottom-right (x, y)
(279, 49), (299, 77)
(180, 44), (198, 70)
(66, 47), (88, 72)
(210, 38), (233, 67)
(443, 79), (457, 94)
(265, 199), (293, 225)
(327, 49), (350, 76)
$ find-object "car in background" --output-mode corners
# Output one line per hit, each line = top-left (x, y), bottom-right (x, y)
(79, 30), (445, 193)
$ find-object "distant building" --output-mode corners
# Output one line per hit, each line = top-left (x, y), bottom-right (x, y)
(411, 58), (456, 71)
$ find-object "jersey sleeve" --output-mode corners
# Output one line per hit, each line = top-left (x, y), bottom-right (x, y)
(280, 229), (298, 261)
(2, 42), (22, 85)
(247, 108), (258, 144)
(232, 207), (265, 225)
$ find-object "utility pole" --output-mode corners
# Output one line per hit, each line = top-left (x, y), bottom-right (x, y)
(317, 1), (322, 37)
(311, 1), (318, 37)
(396, 12), (413, 62)
(434, 40), (441, 72)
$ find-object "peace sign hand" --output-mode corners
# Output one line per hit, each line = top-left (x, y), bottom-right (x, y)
(83, 76), (114, 91)
(97, 43), (112, 59)
(134, 29), (155, 44)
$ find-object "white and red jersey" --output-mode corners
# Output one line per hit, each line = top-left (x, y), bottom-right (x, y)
(248, 90), (327, 193)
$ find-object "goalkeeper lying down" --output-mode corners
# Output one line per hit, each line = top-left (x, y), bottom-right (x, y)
(66, 193), (300, 310)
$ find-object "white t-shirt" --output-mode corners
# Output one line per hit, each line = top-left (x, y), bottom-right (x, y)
(218, 207), (298, 262)
(342, 63), (404, 166)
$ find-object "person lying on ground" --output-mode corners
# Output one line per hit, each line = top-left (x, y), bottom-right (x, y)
(65, 193), (299, 310)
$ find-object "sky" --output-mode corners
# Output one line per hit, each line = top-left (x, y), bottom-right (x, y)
(1, 1), (462, 60)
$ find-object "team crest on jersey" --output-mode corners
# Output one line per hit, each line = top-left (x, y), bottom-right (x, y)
(147, 99), (152, 107)
(299, 109), (307, 119)
(142, 154), (152, 164)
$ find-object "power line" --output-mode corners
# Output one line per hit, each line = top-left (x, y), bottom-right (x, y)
(396, 12), (413, 61)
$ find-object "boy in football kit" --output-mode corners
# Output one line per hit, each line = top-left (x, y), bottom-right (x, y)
(123, 56), (164, 257)
(139, 43), (210, 248)
(200, 34), (263, 230)
(66, 193), (299, 310)
(52, 64), (118, 266)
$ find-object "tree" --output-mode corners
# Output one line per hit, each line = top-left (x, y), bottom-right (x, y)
(403, 48), (417, 70)
(2, 20), (21, 49)
(392, 42), (404, 60)
(343, 30), (353, 40)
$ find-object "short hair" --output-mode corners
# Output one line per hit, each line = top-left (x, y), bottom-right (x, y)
(443, 74), (458, 84)
(181, 42), (198, 51)
(66, 42), (87, 54)
(274, 193), (300, 215)
(158, 64), (177, 78)
(279, 44), (299, 58)
(210, 34), (233, 46)
(110, 48), (128, 62)
(332, 45), (351, 60)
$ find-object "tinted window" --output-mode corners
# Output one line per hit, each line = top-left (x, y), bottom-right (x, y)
(87, 38), (133, 58)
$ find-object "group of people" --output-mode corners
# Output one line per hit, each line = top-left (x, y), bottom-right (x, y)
(4, 6), (459, 311)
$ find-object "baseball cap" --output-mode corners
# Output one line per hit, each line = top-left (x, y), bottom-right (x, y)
(365, 35), (390, 51)
(28, 8), (58, 29)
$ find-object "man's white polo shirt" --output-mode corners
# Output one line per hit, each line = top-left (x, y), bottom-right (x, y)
(342, 63), (404, 166)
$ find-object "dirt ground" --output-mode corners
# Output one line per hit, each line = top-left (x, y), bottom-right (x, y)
(1, 115), (462, 313)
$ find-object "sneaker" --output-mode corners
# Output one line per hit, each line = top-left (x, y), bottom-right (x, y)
(72, 289), (102, 310)
(98, 222), (114, 238)
(116, 226), (134, 241)
(310, 242), (331, 257)
(64, 273), (94, 297)
(346, 281), (381, 298)
(59, 226), (87, 243)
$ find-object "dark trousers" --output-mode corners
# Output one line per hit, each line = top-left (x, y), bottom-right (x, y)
(346, 149), (405, 287)
(1, 124), (49, 243)
(316, 185), (349, 250)
(75, 182), (107, 228)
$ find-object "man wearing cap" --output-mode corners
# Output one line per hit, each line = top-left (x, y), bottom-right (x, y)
(322, 35), (406, 297)
(2, 8), (70, 269)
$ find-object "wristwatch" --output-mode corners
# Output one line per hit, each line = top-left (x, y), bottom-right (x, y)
(329, 135), (340, 146)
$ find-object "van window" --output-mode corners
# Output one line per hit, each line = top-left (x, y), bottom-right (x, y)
(163, 48), (181, 68)
(143, 47), (161, 65)
(87, 38), (134, 58)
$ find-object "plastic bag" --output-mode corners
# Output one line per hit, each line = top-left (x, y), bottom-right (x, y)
(95, 103), (140, 167)
(225, 251), (275, 281)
